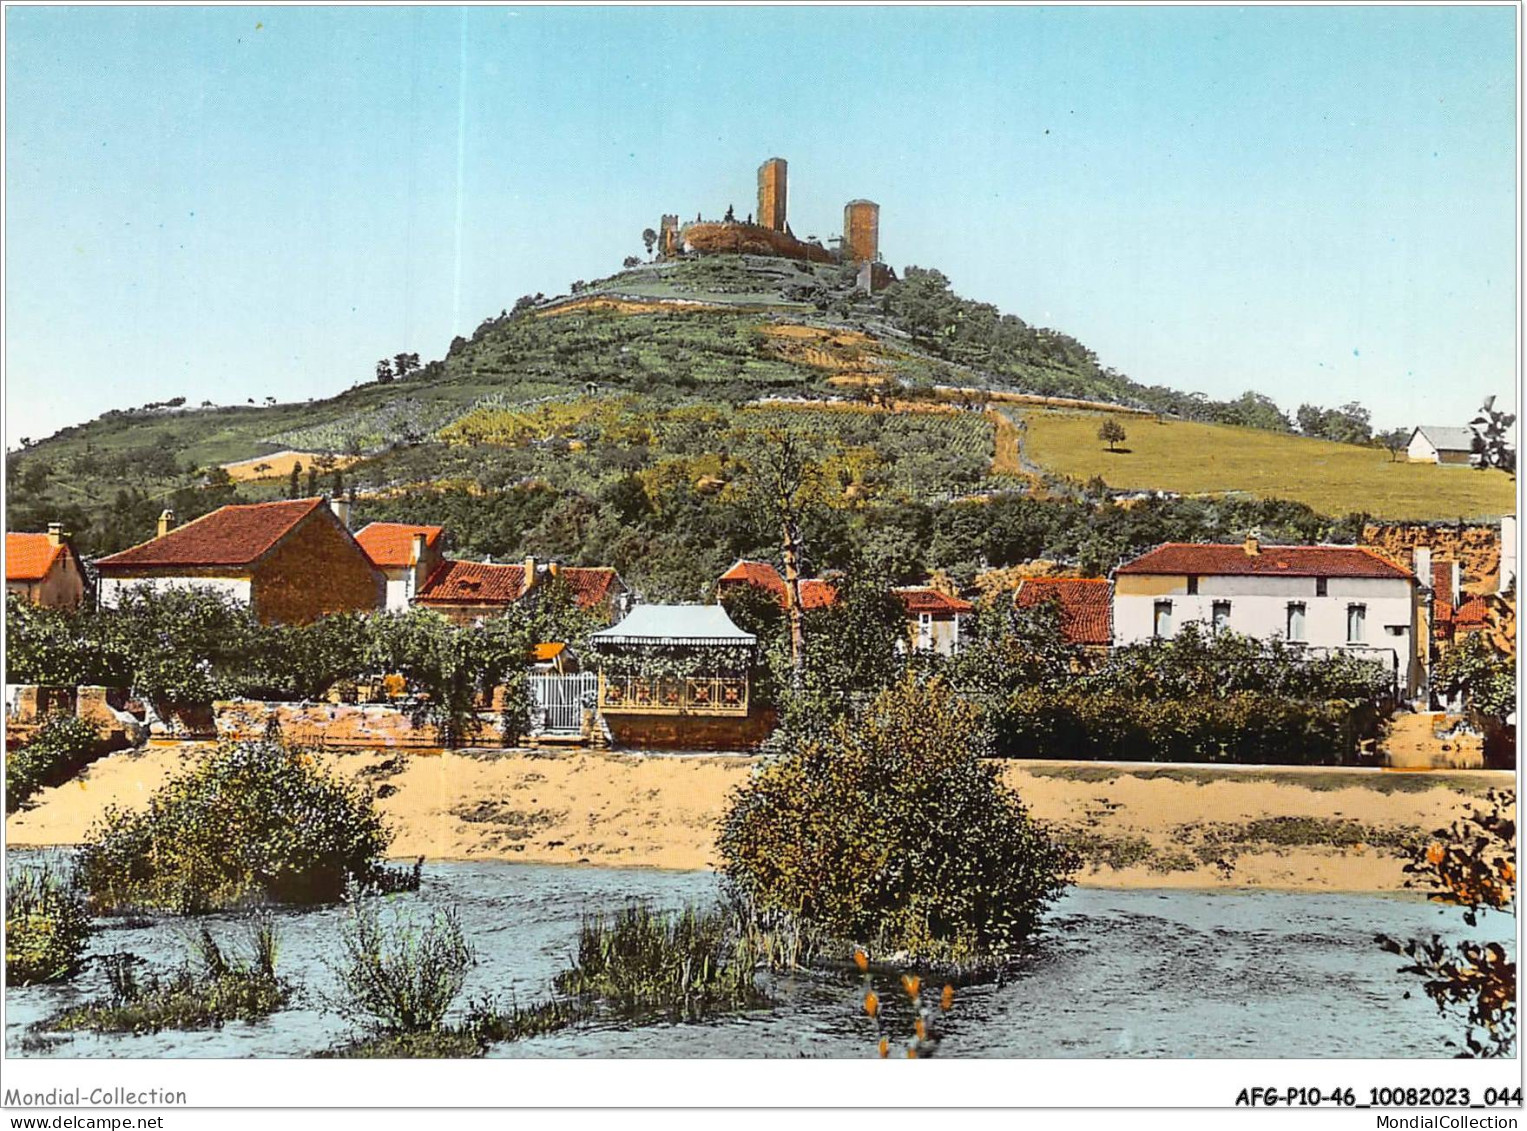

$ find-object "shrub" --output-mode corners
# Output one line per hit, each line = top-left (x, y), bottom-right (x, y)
(5, 864), (92, 985)
(553, 902), (765, 1022)
(718, 676), (1077, 964)
(76, 739), (395, 913)
(994, 689), (1367, 764)
(325, 898), (474, 1036)
(50, 916), (290, 1034)
(6, 715), (103, 813)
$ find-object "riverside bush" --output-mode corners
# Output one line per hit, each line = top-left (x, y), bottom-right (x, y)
(76, 739), (396, 913)
(326, 897), (474, 1036)
(51, 918), (289, 1034)
(719, 677), (1077, 964)
(6, 715), (103, 813)
(5, 864), (92, 985)
(994, 689), (1367, 764)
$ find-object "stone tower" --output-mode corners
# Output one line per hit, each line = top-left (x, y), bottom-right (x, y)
(659, 214), (680, 258)
(757, 157), (788, 232)
(843, 199), (880, 263)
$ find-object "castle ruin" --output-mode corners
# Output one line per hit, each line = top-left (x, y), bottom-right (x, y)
(656, 157), (894, 288)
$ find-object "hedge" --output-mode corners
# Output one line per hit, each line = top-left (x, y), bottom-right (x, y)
(993, 690), (1378, 765)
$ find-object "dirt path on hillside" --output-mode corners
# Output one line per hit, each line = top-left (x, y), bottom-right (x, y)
(7, 745), (1506, 892)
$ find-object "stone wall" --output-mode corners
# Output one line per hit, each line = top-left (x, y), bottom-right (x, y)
(251, 508), (385, 624)
(214, 699), (506, 749)
(603, 709), (777, 751)
(1361, 522), (1503, 593)
(678, 222), (835, 264)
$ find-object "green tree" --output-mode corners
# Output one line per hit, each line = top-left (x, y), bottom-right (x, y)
(1470, 396), (1516, 475)
(1097, 418), (1127, 452)
(718, 676), (1077, 962)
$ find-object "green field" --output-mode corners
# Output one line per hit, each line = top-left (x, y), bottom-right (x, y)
(1020, 408), (1515, 520)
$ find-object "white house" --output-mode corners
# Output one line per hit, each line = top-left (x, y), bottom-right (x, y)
(1112, 537), (1423, 696)
(353, 522), (447, 612)
(1406, 426), (1477, 466)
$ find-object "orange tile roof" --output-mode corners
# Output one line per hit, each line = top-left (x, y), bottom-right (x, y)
(416, 560), (526, 604)
(555, 566), (621, 608)
(354, 523), (444, 568)
(1016, 577), (1112, 645)
(6, 533), (64, 582)
(1115, 542), (1414, 580)
(96, 498), (331, 570)
(533, 642), (567, 661)
(893, 586), (974, 614)
(717, 559), (839, 608)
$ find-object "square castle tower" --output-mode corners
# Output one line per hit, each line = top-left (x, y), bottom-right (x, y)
(757, 157), (787, 232)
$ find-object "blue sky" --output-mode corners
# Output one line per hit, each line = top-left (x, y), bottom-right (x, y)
(4, 5), (1517, 447)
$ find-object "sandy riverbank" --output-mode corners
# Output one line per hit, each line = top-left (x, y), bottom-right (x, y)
(5, 744), (1510, 892)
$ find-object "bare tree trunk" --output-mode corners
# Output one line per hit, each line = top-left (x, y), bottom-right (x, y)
(780, 512), (806, 690)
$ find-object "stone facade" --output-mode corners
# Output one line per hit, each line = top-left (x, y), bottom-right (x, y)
(603, 708), (777, 752)
(757, 157), (787, 232)
(1361, 522), (1503, 594)
(677, 221), (835, 264)
(215, 699), (504, 749)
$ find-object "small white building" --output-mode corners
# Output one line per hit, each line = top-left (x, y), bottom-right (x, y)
(1112, 537), (1423, 696)
(1406, 426), (1477, 466)
(353, 522), (447, 612)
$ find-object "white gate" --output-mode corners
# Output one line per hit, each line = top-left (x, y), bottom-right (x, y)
(527, 673), (598, 735)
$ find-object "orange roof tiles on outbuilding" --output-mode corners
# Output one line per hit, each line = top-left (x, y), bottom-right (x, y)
(96, 498), (331, 569)
(892, 586), (974, 614)
(556, 567), (622, 608)
(6, 532), (67, 582)
(353, 523), (445, 568)
(718, 559), (840, 609)
(415, 560), (527, 605)
(1114, 542), (1414, 580)
(1015, 577), (1112, 646)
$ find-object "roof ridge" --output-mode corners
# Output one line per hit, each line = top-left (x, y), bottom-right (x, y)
(97, 496), (326, 566)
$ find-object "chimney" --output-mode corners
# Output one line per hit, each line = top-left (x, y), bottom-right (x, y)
(46, 522), (64, 547)
(410, 532), (427, 567)
(1413, 546), (1432, 589)
(548, 559), (561, 580)
(1243, 532), (1260, 557)
(1450, 560), (1462, 607)
(522, 554), (537, 598)
(157, 509), (176, 538)
(328, 496), (352, 530)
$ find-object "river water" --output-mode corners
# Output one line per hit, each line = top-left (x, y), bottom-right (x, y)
(5, 857), (1513, 1059)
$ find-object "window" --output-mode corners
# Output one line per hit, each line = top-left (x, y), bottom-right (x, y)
(1347, 603), (1366, 643)
(1315, 577), (1328, 597)
(1153, 600), (1173, 638)
(1186, 576), (1199, 595)
(1212, 600), (1232, 633)
(917, 612), (933, 649)
(1286, 602), (1307, 642)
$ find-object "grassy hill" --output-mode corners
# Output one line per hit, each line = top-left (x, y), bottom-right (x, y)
(7, 253), (1508, 596)
(1017, 407), (1514, 522)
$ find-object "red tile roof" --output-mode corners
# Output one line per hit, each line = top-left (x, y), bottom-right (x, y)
(6, 533), (65, 582)
(1431, 561), (1492, 638)
(893, 587), (974, 614)
(95, 498), (331, 570)
(415, 561), (620, 610)
(1115, 542), (1414, 580)
(415, 560), (526, 604)
(717, 559), (839, 608)
(555, 566), (621, 608)
(354, 523), (444, 568)
(1016, 577), (1112, 645)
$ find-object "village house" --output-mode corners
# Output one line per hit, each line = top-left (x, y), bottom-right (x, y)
(1406, 426), (1477, 466)
(6, 524), (87, 609)
(94, 498), (384, 624)
(415, 554), (627, 625)
(1014, 577), (1112, 652)
(716, 558), (840, 609)
(353, 522), (447, 612)
(1112, 536), (1422, 696)
(893, 586), (973, 656)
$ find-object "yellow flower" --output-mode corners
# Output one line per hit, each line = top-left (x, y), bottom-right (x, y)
(853, 948), (869, 973)
(1502, 861), (1515, 884)
(1426, 842), (1446, 866)
(901, 974), (921, 1000)
(878, 1037), (889, 1059)
(941, 984), (955, 1012)
(914, 1018), (927, 1041)
(863, 991), (879, 1018)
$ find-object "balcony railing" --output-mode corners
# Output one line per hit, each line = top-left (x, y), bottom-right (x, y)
(598, 674), (749, 716)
